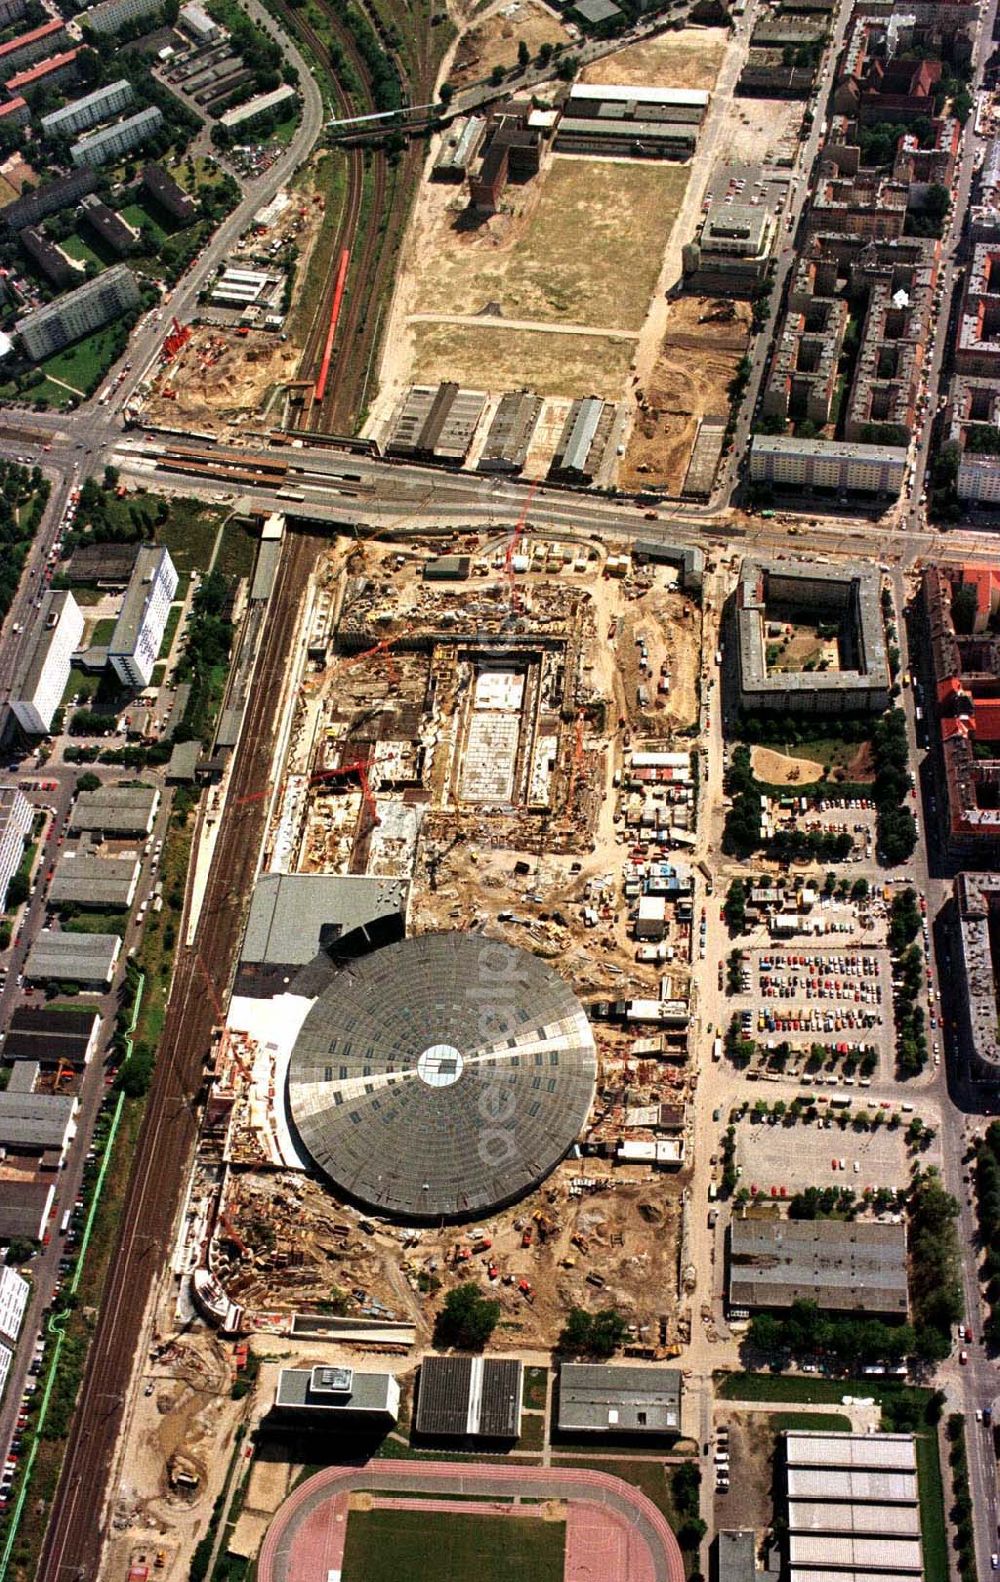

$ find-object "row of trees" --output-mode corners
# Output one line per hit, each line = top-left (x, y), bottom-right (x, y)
(907, 1167), (963, 1362)
(973, 1121), (1000, 1349)
(748, 1298), (915, 1365)
(872, 709), (918, 864)
(946, 1414), (977, 1582)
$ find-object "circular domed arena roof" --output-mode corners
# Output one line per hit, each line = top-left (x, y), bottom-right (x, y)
(287, 932), (597, 1221)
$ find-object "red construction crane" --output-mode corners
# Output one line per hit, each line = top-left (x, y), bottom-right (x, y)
(566, 707), (586, 814)
(161, 316), (191, 363)
(334, 623), (414, 685)
(310, 759), (380, 829)
(504, 481), (539, 611)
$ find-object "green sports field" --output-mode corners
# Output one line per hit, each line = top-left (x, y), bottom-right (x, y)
(340, 1506), (565, 1582)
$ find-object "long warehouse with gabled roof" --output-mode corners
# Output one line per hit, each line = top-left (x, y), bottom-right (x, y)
(782, 1431), (923, 1582)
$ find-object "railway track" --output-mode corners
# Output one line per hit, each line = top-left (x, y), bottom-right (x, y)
(36, 529), (322, 1582)
(272, 0), (445, 436)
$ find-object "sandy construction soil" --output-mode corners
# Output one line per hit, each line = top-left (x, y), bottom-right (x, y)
(407, 320), (635, 399)
(410, 156), (689, 332)
(581, 28), (727, 90)
(751, 746), (825, 785)
(619, 296), (751, 494)
(448, 0), (571, 89)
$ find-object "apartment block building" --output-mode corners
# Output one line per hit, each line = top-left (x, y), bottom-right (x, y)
(10, 591), (85, 735)
(40, 78), (134, 138)
(0, 787), (33, 911)
(0, 17), (67, 76)
(956, 244), (1000, 378)
(82, 0), (162, 33)
(70, 105), (163, 168)
(15, 265), (140, 360)
(749, 434), (907, 495)
(109, 545), (178, 688)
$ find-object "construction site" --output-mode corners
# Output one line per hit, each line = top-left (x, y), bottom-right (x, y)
(96, 527), (709, 1580)
(168, 526), (707, 1337)
(133, 175), (331, 434)
(620, 296), (753, 496)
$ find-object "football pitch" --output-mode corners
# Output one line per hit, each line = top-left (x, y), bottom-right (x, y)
(340, 1505), (566, 1581)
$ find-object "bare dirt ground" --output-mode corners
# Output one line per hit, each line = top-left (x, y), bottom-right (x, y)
(407, 321), (635, 399)
(0, 154), (38, 199)
(619, 296), (751, 494)
(581, 29), (727, 90)
(145, 327), (302, 431)
(715, 96), (803, 165)
(142, 165), (329, 431)
(751, 746), (825, 786)
(609, 585), (701, 733)
(711, 1411), (778, 1540)
(448, 0), (571, 89)
(411, 157), (688, 331)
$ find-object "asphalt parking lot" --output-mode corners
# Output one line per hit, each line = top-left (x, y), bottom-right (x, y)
(732, 1113), (918, 1194)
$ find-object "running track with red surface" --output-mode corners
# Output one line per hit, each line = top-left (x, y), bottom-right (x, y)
(257, 1459), (684, 1582)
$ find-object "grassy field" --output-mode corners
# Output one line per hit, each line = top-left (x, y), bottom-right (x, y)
(769, 1411), (853, 1432)
(39, 325), (122, 398)
(524, 1367), (548, 1412)
(120, 201), (168, 249)
(410, 322), (634, 401)
(341, 1508), (565, 1582)
(60, 233), (106, 272)
(155, 499), (225, 576)
(286, 152), (348, 348)
(89, 617), (117, 646)
(412, 158), (688, 332)
(214, 517), (259, 583)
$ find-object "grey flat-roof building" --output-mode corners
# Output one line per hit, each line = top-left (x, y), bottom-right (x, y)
(548, 396), (615, 483)
(70, 105), (163, 168)
(39, 77), (133, 136)
(415, 1355), (523, 1440)
(783, 1432), (922, 1582)
(2, 167), (98, 232)
(70, 785), (159, 839)
(24, 929), (120, 986)
(557, 1362), (682, 1435)
(717, 1530), (757, 1582)
(10, 590), (84, 736)
(79, 195), (139, 257)
(49, 851), (139, 909)
(3, 1007), (100, 1067)
(141, 163), (197, 226)
(273, 1365), (400, 1424)
(0, 1178), (54, 1240)
(387, 383), (488, 466)
(785, 1432), (917, 1472)
(749, 434), (907, 497)
(15, 264), (139, 360)
(732, 557), (891, 715)
(0, 784), (33, 912)
(0, 1092), (76, 1153)
(729, 1217), (908, 1315)
(239, 873), (408, 977)
(432, 115), (487, 180)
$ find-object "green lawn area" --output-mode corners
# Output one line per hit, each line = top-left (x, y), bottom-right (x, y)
(915, 1432), (947, 1582)
(213, 517), (258, 584)
(717, 1373), (933, 1411)
(769, 1411), (853, 1432)
(269, 106), (301, 146)
(159, 603), (183, 660)
(524, 1367), (548, 1413)
(89, 617), (117, 646)
(340, 1508), (565, 1582)
(60, 233), (106, 272)
(120, 202), (168, 249)
(40, 324), (122, 398)
(155, 498), (224, 575)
